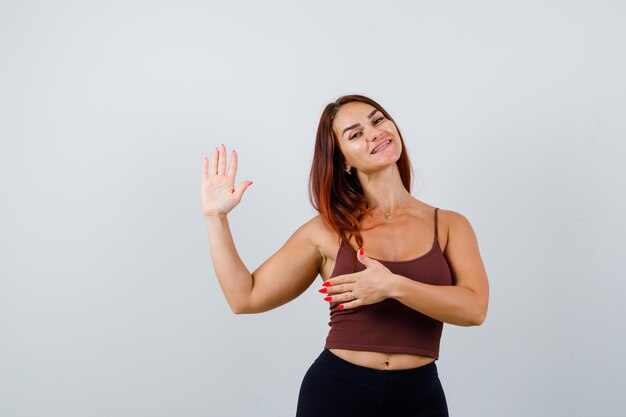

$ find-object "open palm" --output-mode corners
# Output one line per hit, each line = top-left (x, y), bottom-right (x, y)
(200, 144), (252, 217)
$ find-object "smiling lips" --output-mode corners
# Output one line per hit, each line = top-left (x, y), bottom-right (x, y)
(371, 139), (392, 154)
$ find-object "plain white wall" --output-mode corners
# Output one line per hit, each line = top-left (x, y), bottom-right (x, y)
(1, 0), (625, 416)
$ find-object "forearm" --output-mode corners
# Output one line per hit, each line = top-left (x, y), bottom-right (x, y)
(387, 274), (487, 326)
(204, 214), (252, 313)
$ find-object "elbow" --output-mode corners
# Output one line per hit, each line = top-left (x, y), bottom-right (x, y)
(231, 306), (245, 315)
(458, 305), (487, 327)
(229, 301), (251, 315)
(459, 316), (484, 327)
(227, 292), (255, 314)
(467, 306), (488, 326)
(230, 300), (264, 315)
(470, 312), (487, 326)
(231, 306), (255, 315)
(462, 291), (488, 326)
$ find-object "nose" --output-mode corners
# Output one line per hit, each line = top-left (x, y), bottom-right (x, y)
(367, 128), (383, 142)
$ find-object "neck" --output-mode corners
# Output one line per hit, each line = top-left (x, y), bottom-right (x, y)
(357, 165), (411, 215)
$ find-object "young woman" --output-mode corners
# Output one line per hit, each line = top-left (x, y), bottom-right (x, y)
(200, 95), (489, 416)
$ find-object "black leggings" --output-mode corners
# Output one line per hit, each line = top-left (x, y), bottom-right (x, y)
(295, 349), (448, 417)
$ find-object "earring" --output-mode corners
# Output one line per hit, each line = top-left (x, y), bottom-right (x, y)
(344, 165), (352, 175)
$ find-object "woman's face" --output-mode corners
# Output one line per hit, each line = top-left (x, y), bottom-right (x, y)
(332, 101), (402, 174)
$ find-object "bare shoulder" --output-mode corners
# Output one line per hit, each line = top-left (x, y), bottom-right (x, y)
(295, 214), (341, 267)
(296, 214), (334, 241)
(436, 208), (481, 255)
(438, 208), (472, 228)
(292, 213), (334, 245)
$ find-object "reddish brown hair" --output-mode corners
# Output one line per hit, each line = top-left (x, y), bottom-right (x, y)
(308, 94), (413, 250)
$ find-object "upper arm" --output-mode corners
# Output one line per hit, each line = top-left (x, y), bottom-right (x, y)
(443, 210), (490, 318)
(243, 217), (323, 314)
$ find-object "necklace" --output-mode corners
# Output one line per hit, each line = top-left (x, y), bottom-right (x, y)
(379, 196), (412, 221)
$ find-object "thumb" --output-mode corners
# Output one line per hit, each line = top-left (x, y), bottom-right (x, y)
(356, 247), (374, 267)
(233, 180), (253, 200)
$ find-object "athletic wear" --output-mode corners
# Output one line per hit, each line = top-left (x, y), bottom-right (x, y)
(295, 349), (449, 417)
(324, 208), (453, 358)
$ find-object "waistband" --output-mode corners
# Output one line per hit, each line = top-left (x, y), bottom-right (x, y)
(313, 349), (440, 393)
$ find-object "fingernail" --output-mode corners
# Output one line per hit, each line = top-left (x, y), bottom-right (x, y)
(249, 181), (253, 186)
(338, 304), (345, 309)
(322, 281), (331, 287)
(358, 248), (364, 256)
(318, 288), (328, 294)
(324, 296), (332, 301)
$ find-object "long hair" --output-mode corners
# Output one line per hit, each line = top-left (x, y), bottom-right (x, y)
(308, 94), (413, 252)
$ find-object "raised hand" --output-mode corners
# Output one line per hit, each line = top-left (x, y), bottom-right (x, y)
(200, 144), (253, 217)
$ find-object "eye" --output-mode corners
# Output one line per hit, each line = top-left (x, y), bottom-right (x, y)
(349, 132), (361, 140)
(374, 116), (384, 125)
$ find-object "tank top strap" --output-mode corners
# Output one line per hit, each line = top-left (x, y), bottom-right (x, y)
(434, 207), (440, 242)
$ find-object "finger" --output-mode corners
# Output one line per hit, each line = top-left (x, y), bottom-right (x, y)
(227, 149), (238, 179)
(211, 147), (218, 176)
(323, 277), (338, 287)
(323, 274), (353, 287)
(324, 292), (355, 303)
(326, 284), (352, 295)
(233, 180), (253, 200)
(218, 144), (227, 175)
(356, 247), (376, 267)
(337, 299), (361, 310)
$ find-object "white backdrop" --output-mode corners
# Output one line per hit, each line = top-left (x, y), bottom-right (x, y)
(1, 1), (625, 416)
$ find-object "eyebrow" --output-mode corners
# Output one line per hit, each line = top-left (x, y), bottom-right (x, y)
(341, 109), (380, 136)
